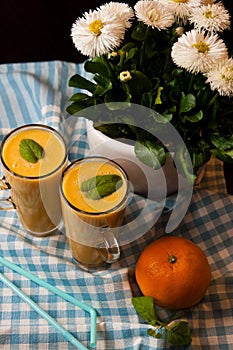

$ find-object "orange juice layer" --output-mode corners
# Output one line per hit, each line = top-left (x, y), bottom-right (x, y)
(3, 128), (66, 177)
(62, 161), (127, 213)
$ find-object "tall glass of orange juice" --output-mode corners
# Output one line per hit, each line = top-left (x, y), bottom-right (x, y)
(0, 124), (67, 236)
(60, 157), (129, 269)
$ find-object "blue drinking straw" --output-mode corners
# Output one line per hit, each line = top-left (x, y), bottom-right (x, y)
(0, 256), (97, 349)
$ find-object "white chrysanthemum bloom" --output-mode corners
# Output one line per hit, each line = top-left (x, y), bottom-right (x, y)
(189, 3), (231, 33)
(119, 71), (132, 82)
(159, 0), (201, 23)
(134, 0), (175, 29)
(205, 57), (233, 97)
(99, 2), (134, 29)
(71, 6), (130, 57)
(171, 29), (228, 73)
(200, 0), (216, 5)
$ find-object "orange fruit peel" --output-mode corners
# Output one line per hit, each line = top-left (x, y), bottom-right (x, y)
(135, 236), (211, 309)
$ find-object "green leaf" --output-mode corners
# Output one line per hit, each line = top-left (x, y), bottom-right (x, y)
(167, 321), (192, 346)
(80, 174), (123, 200)
(211, 149), (233, 163)
(127, 71), (152, 102)
(93, 75), (112, 96)
(19, 139), (44, 164)
(174, 146), (196, 184)
(155, 87), (164, 105)
(134, 140), (166, 169)
(210, 134), (233, 151)
(223, 149), (233, 158)
(68, 92), (91, 102)
(162, 112), (173, 122)
(131, 297), (192, 346)
(131, 22), (146, 41)
(68, 74), (96, 93)
(125, 47), (138, 63)
(147, 328), (164, 339)
(185, 110), (203, 122)
(179, 93), (196, 113)
(131, 296), (158, 326)
(141, 92), (153, 108)
(66, 98), (97, 115)
(84, 61), (109, 76)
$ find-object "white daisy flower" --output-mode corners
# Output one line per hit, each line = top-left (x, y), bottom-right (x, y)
(134, 0), (175, 30)
(200, 0), (216, 5)
(71, 6), (130, 57)
(159, 0), (201, 23)
(99, 2), (134, 29)
(171, 29), (228, 73)
(205, 57), (233, 97)
(189, 3), (231, 33)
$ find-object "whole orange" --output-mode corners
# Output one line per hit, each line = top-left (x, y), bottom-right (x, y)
(135, 236), (211, 309)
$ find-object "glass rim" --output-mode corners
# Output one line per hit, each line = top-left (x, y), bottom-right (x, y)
(60, 156), (129, 216)
(0, 123), (68, 180)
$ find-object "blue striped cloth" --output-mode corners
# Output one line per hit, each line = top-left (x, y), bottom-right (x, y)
(0, 61), (233, 349)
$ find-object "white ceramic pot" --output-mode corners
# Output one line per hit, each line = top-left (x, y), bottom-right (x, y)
(85, 121), (179, 201)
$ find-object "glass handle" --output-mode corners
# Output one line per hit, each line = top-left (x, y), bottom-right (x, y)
(0, 197), (16, 210)
(0, 176), (11, 190)
(97, 228), (120, 264)
(0, 176), (15, 210)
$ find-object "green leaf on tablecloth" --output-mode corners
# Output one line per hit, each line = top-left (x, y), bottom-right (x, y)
(132, 296), (192, 346)
(167, 321), (192, 346)
(131, 296), (157, 326)
(147, 327), (165, 339)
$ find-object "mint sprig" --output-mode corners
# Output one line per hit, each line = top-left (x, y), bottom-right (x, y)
(80, 174), (123, 200)
(19, 139), (44, 164)
(132, 296), (192, 346)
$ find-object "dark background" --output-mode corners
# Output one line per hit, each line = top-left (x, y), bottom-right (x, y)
(0, 0), (135, 64)
(0, 0), (232, 193)
(0, 0), (232, 64)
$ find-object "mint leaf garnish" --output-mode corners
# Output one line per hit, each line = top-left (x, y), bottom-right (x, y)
(132, 296), (192, 346)
(80, 174), (123, 200)
(19, 139), (44, 164)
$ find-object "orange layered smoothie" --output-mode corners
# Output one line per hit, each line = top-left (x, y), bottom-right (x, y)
(1, 124), (67, 235)
(60, 157), (128, 267)
(2, 127), (66, 177)
(62, 160), (127, 214)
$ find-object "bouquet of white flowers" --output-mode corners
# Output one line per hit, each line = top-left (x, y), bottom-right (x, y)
(67, 0), (233, 177)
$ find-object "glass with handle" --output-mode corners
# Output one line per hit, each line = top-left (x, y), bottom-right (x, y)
(0, 124), (68, 236)
(60, 156), (129, 269)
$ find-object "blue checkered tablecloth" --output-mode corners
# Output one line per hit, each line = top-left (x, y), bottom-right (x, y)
(0, 61), (233, 350)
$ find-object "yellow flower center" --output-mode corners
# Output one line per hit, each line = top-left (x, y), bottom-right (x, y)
(89, 20), (104, 35)
(222, 67), (233, 82)
(172, 0), (188, 3)
(205, 10), (215, 19)
(148, 9), (160, 22)
(192, 41), (209, 53)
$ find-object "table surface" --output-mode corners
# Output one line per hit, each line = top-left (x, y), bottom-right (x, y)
(0, 61), (233, 350)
